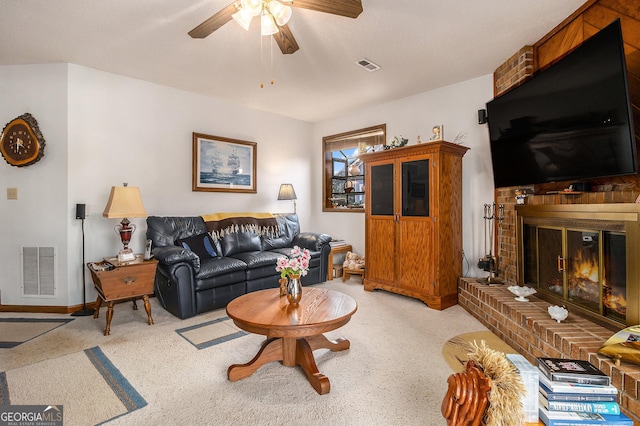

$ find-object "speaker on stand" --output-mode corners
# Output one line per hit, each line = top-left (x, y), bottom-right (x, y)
(71, 203), (95, 316)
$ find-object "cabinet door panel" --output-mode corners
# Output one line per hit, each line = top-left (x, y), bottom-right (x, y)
(366, 217), (396, 284)
(398, 216), (435, 292)
(402, 159), (429, 217)
(368, 163), (394, 216)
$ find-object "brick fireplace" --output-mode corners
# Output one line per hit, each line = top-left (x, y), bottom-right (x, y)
(516, 203), (640, 329)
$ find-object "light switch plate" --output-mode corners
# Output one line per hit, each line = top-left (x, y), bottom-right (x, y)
(7, 187), (17, 200)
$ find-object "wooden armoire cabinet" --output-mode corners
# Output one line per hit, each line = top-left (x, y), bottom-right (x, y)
(361, 141), (468, 310)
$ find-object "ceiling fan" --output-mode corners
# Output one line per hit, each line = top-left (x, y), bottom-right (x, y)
(188, 0), (363, 55)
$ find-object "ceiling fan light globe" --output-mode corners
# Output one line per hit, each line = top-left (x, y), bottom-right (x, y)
(268, 1), (292, 26)
(232, 8), (253, 31)
(241, 0), (263, 17)
(260, 13), (279, 36)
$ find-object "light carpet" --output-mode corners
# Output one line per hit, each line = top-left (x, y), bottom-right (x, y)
(442, 330), (518, 373)
(0, 279), (493, 425)
(0, 318), (74, 348)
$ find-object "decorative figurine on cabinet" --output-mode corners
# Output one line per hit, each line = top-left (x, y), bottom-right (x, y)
(430, 125), (443, 141)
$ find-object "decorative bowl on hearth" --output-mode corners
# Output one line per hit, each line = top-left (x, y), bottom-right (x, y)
(548, 305), (569, 323)
(507, 285), (537, 302)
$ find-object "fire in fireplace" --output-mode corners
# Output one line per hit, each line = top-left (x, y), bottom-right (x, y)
(517, 204), (640, 328)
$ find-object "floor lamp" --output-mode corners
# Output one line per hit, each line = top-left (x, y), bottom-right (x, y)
(71, 203), (95, 316)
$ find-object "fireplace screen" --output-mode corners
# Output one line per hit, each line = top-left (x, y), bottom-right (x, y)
(523, 224), (627, 323)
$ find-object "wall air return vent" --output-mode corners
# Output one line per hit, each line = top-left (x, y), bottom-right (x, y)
(21, 246), (56, 297)
(356, 58), (381, 72)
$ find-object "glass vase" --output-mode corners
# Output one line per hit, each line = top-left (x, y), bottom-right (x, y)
(286, 274), (302, 305)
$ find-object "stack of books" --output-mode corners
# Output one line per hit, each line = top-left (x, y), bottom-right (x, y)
(537, 357), (632, 425)
(329, 239), (347, 247)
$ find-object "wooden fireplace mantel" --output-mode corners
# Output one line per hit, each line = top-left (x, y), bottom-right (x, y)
(515, 203), (640, 222)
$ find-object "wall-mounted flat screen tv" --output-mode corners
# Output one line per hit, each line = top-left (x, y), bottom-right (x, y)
(487, 19), (636, 188)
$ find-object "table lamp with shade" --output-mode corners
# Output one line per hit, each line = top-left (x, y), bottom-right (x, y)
(103, 183), (147, 262)
(277, 183), (297, 214)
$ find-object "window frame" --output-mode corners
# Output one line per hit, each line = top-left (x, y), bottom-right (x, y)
(322, 124), (386, 212)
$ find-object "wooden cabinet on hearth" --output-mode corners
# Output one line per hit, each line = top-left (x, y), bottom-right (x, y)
(361, 141), (468, 309)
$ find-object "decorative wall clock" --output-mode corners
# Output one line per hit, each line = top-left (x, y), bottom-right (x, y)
(0, 113), (46, 167)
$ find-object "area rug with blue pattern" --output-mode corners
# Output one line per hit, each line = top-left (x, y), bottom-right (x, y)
(175, 316), (247, 350)
(0, 318), (74, 348)
(0, 346), (146, 424)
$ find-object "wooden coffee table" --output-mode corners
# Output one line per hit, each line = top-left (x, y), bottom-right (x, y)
(226, 287), (357, 394)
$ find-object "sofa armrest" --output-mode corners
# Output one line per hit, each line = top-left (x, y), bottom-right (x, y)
(292, 232), (332, 252)
(153, 245), (201, 271)
(154, 263), (198, 319)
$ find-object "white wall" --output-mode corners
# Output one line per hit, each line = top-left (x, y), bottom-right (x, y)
(311, 74), (496, 278)
(2, 64), (313, 307)
(1, 63), (496, 308)
(0, 64), (70, 306)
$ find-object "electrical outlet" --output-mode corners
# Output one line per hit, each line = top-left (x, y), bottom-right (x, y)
(7, 187), (17, 200)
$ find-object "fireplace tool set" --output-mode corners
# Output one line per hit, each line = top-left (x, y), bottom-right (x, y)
(478, 202), (504, 284)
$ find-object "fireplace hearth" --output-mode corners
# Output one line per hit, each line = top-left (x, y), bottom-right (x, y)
(516, 204), (640, 329)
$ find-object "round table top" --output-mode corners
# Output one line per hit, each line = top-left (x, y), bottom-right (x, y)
(226, 287), (357, 338)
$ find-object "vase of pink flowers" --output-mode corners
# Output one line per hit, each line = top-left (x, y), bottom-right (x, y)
(276, 246), (311, 305)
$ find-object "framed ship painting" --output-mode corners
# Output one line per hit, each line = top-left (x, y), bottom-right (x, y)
(192, 133), (257, 193)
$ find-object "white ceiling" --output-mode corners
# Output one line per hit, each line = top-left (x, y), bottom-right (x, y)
(0, 0), (586, 123)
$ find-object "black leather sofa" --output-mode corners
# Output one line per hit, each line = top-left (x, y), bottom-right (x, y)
(146, 213), (332, 319)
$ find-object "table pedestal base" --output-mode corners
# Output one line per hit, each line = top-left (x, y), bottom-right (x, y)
(227, 334), (350, 394)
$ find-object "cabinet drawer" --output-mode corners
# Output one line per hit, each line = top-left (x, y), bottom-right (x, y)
(91, 262), (156, 300)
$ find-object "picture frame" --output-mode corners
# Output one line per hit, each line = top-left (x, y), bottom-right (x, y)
(358, 141), (368, 154)
(430, 124), (443, 141)
(192, 133), (257, 193)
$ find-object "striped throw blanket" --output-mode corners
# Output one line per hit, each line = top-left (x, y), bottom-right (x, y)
(202, 212), (278, 239)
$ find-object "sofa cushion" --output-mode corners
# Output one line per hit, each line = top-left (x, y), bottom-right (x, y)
(195, 256), (247, 281)
(176, 233), (217, 259)
(230, 251), (281, 269)
(220, 231), (262, 256)
(262, 214), (299, 250)
(146, 216), (208, 247)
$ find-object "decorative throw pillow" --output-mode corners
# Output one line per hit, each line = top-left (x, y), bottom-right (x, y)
(598, 325), (640, 366)
(175, 233), (217, 259)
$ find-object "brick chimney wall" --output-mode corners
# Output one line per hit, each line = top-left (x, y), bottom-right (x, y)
(494, 46), (533, 97)
(490, 0), (640, 286)
(491, 47), (536, 285)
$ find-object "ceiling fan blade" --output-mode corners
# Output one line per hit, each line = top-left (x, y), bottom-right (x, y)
(273, 24), (300, 55)
(290, 0), (363, 19)
(188, 2), (237, 39)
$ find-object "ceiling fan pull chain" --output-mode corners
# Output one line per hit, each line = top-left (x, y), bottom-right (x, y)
(270, 35), (275, 86)
(260, 33), (264, 88)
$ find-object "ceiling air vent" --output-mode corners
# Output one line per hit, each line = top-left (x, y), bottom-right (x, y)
(356, 58), (381, 72)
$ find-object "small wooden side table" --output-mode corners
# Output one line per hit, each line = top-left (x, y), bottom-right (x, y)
(327, 244), (352, 281)
(342, 267), (365, 284)
(87, 255), (158, 336)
